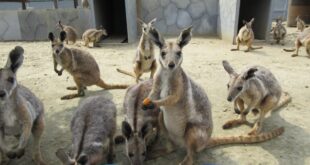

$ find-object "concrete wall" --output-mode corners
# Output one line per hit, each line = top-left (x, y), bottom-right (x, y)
(0, 8), (92, 41)
(140, 0), (219, 35)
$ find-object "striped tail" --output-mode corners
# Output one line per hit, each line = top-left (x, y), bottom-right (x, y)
(272, 91), (292, 111)
(116, 68), (137, 78)
(207, 127), (284, 148)
(283, 48), (296, 52)
(96, 79), (129, 90)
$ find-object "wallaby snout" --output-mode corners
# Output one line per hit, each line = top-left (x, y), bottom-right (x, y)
(227, 96), (233, 102)
(0, 90), (6, 99)
(168, 62), (175, 69)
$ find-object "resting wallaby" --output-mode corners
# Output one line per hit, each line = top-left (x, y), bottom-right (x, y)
(121, 80), (160, 165)
(82, 27), (107, 48)
(271, 18), (286, 45)
(0, 46), (46, 165)
(117, 18), (157, 83)
(231, 18), (262, 52)
(48, 31), (129, 100)
(142, 27), (284, 165)
(296, 16), (306, 32)
(82, 0), (89, 8)
(56, 21), (78, 44)
(222, 60), (291, 135)
(56, 95), (116, 165)
(283, 27), (310, 57)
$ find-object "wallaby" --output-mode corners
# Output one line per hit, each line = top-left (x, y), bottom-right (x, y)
(0, 46), (46, 165)
(231, 18), (263, 52)
(283, 27), (310, 57)
(82, 0), (89, 8)
(141, 27), (284, 165)
(271, 18), (286, 45)
(48, 31), (129, 100)
(82, 27), (107, 48)
(121, 79), (160, 165)
(56, 21), (79, 44)
(296, 16), (306, 32)
(222, 60), (291, 135)
(56, 95), (116, 165)
(117, 18), (157, 83)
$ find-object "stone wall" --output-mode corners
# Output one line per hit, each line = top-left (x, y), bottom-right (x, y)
(0, 8), (92, 41)
(140, 0), (219, 35)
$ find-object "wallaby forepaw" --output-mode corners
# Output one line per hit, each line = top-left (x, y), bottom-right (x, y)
(234, 108), (241, 114)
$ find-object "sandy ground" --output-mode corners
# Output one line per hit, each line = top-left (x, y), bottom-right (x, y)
(0, 27), (309, 165)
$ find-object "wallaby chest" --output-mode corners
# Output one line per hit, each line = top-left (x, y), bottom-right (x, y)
(1, 106), (22, 135)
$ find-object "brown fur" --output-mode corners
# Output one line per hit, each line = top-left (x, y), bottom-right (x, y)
(56, 21), (79, 44)
(48, 31), (129, 100)
(271, 18), (287, 45)
(283, 27), (310, 57)
(296, 16), (306, 32)
(82, 28), (107, 48)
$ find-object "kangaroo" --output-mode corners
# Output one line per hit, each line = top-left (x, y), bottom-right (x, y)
(0, 46), (46, 165)
(141, 27), (284, 165)
(231, 18), (263, 52)
(117, 18), (157, 83)
(296, 16), (306, 32)
(48, 31), (129, 100)
(283, 27), (310, 57)
(121, 79), (160, 165)
(56, 21), (79, 44)
(82, 0), (89, 8)
(82, 27), (107, 48)
(222, 60), (291, 135)
(56, 95), (116, 165)
(271, 18), (286, 45)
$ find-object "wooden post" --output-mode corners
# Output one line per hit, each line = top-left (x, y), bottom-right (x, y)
(73, 0), (78, 8)
(21, 0), (26, 10)
(54, 0), (58, 9)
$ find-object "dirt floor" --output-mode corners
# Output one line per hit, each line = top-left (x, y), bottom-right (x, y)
(0, 26), (309, 165)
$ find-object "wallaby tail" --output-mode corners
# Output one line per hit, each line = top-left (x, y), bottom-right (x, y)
(283, 48), (296, 52)
(116, 68), (136, 78)
(96, 79), (129, 90)
(206, 127), (284, 148)
(251, 46), (263, 50)
(272, 91), (292, 111)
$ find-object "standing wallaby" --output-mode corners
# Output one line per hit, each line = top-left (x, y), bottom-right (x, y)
(117, 18), (157, 83)
(271, 18), (286, 45)
(56, 95), (116, 165)
(0, 46), (46, 165)
(82, 0), (89, 8)
(48, 31), (129, 100)
(231, 18), (262, 52)
(296, 16), (306, 32)
(121, 80), (160, 165)
(222, 60), (291, 135)
(141, 27), (284, 165)
(82, 27), (107, 48)
(283, 27), (310, 57)
(56, 21), (79, 44)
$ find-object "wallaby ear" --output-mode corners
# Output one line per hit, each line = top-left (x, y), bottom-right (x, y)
(140, 123), (152, 139)
(148, 27), (165, 49)
(243, 68), (258, 80)
(249, 18), (255, 24)
(56, 148), (74, 165)
(77, 154), (88, 165)
(6, 46), (24, 73)
(122, 121), (133, 139)
(137, 18), (145, 26)
(177, 26), (192, 48)
(48, 32), (54, 42)
(60, 31), (67, 42)
(222, 60), (237, 76)
(148, 18), (157, 26)
(243, 20), (247, 24)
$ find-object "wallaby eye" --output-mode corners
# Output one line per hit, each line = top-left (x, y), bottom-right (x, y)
(129, 152), (134, 158)
(7, 77), (14, 83)
(176, 51), (182, 58)
(51, 44), (55, 47)
(161, 52), (166, 58)
(227, 84), (230, 89)
(237, 86), (243, 91)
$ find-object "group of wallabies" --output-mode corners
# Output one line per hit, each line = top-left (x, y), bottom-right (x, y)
(1, 16), (302, 165)
(234, 16), (310, 58)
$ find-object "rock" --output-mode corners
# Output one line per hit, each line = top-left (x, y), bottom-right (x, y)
(188, 1), (206, 19)
(155, 19), (168, 34)
(204, 0), (219, 16)
(142, 0), (160, 12)
(160, 0), (170, 7)
(164, 3), (178, 26)
(171, 0), (190, 9)
(177, 10), (192, 28)
(146, 7), (164, 21)
(197, 15), (212, 34)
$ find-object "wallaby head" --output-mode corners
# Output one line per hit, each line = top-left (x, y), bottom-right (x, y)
(138, 18), (157, 35)
(148, 26), (192, 71)
(222, 60), (258, 102)
(122, 121), (152, 165)
(48, 31), (67, 56)
(0, 46), (24, 104)
(242, 18), (254, 35)
(56, 20), (65, 30)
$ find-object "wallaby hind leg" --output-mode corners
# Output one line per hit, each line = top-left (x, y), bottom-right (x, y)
(244, 42), (252, 52)
(291, 42), (301, 57)
(248, 95), (278, 135)
(107, 135), (114, 164)
(223, 99), (251, 129)
(32, 115), (46, 165)
(61, 78), (85, 100)
(231, 39), (240, 51)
